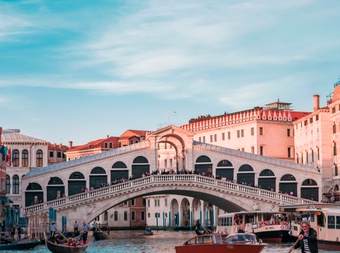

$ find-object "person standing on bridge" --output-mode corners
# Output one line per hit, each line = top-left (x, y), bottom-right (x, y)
(81, 221), (90, 244)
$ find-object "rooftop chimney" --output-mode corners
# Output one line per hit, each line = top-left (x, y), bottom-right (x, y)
(313, 94), (320, 112)
(68, 141), (73, 149)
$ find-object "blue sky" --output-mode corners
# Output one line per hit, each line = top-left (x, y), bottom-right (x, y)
(1, 0), (340, 145)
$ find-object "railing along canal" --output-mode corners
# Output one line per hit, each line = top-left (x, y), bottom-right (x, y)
(24, 174), (316, 214)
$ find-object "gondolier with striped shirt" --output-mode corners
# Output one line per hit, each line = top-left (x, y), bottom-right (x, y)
(81, 221), (90, 244)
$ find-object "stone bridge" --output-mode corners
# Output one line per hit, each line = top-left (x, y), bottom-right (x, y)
(24, 174), (315, 231)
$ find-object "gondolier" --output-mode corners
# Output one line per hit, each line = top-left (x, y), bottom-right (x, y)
(50, 221), (57, 239)
(74, 221), (79, 235)
(81, 222), (90, 244)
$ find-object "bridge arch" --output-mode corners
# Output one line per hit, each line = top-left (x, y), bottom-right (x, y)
(215, 159), (234, 181)
(25, 182), (43, 206)
(301, 178), (319, 201)
(90, 167), (107, 189)
(111, 161), (128, 182)
(47, 177), (65, 201)
(237, 164), (254, 185)
(132, 156), (150, 178)
(68, 172), (86, 196)
(279, 174), (297, 196)
(195, 155), (213, 176)
(258, 169), (276, 191)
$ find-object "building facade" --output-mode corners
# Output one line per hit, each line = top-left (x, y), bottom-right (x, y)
(1, 129), (68, 208)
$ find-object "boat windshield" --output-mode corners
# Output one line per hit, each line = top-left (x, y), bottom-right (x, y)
(225, 233), (257, 244)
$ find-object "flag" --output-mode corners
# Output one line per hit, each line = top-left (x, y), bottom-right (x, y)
(5, 147), (11, 166)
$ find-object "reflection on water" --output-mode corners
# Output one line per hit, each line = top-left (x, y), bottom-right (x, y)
(1, 230), (338, 253)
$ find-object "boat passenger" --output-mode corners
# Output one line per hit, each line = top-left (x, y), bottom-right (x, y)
(290, 221), (318, 253)
(92, 221), (98, 232)
(237, 224), (245, 233)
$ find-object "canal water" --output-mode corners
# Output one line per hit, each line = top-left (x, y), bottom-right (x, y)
(2, 230), (338, 253)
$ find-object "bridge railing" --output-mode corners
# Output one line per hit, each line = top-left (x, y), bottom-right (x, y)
(24, 174), (315, 214)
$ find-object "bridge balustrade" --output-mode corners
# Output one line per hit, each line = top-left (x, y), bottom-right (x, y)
(24, 174), (315, 215)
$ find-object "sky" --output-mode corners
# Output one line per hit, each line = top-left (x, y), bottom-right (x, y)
(1, 0), (340, 146)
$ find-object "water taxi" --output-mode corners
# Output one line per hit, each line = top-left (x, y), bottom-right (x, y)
(217, 211), (295, 243)
(279, 203), (340, 250)
(175, 233), (266, 253)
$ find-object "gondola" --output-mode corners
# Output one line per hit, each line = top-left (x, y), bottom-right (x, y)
(46, 237), (88, 253)
(0, 239), (41, 250)
(93, 230), (108, 240)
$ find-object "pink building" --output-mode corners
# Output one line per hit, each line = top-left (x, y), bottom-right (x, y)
(181, 100), (310, 162)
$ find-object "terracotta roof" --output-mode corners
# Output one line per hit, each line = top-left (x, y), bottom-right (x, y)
(1, 129), (48, 143)
(67, 136), (119, 152)
(119, 129), (149, 139)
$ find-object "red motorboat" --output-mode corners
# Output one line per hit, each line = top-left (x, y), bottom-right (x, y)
(175, 233), (266, 253)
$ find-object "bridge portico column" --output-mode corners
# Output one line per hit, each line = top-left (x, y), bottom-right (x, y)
(178, 205), (182, 227)
(200, 200), (205, 227)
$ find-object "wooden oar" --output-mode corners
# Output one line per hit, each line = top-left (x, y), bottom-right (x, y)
(98, 227), (113, 240)
(59, 232), (69, 242)
(288, 237), (300, 253)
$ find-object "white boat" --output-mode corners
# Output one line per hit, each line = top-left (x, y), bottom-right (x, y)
(279, 204), (340, 250)
(217, 211), (295, 243)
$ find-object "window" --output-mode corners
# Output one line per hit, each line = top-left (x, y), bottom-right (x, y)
(332, 107), (336, 113)
(316, 115), (319, 121)
(104, 211), (108, 221)
(131, 199), (135, 206)
(57, 152), (62, 158)
(251, 127), (254, 136)
(260, 146), (264, 156)
(259, 127), (263, 135)
(49, 151), (54, 158)
(13, 175), (19, 194)
(199, 137), (202, 142)
(237, 130), (240, 138)
(142, 198), (146, 206)
(309, 118), (313, 123)
(165, 199), (167, 206)
(36, 149), (43, 167)
(214, 134), (217, 142)
(241, 129), (244, 137)
(336, 216), (340, 229)
(334, 142), (337, 156)
(203, 136), (206, 142)
(13, 149), (19, 167)
(6, 175), (10, 194)
(104, 142), (108, 148)
(22, 149), (28, 167)
(288, 148), (291, 158)
(317, 147), (320, 160)
(210, 135), (213, 142)
(328, 216), (335, 229)
(287, 129), (291, 137)
(228, 132), (231, 139)
(222, 133), (225, 140)
(251, 146), (254, 153)
(109, 142), (113, 148)
(141, 211), (145, 221)
(333, 123), (337, 134)
(131, 211), (136, 221)
(124, 211), (128, 221)
(114, 211), (118, 221)
(148, 199), (150, 207)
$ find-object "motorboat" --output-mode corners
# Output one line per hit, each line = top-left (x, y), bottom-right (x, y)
(175, 233), (266, 253)
(217, 210), (295, 243)
(280, 203), (340, 250)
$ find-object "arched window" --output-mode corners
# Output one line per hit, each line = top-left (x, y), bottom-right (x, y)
(36, 149), (43, 167)
(124, 211), (128, 221)
(6, 175), (10, 194)
(13, 149), (19, 167)
(114, 211), (118, 221)
(12, 175), (19, 194)
(104, 211), (108, 221)
(22, 149), (28, 167)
